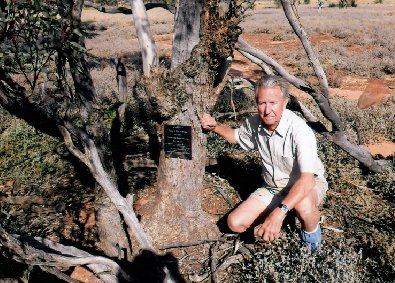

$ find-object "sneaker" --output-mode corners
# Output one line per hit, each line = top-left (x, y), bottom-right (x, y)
(300, 225), (321, 252)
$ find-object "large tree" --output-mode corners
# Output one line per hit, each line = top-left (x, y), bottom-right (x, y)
(0, 0), (389, 281)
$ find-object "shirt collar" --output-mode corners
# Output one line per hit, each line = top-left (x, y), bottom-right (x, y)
(258, 109), (289, 138)
(275, 109), (289, 138)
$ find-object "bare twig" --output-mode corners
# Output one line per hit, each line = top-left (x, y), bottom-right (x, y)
(214, 109), (256, 119)
(159, 239), (219, 250)
(213, 185), (235, 208)
(322, 226), (344, 233)
(210, 242), (220, 283)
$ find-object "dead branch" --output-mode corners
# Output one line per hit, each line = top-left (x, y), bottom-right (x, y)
(237, 49), (274, 75)
(214, 109), (256, 119)
(280, 0), (329, 97)
(0, 226), (127, 283)
(322, 226), (344, 233)
(159, 239), (219, 250)
(60, 122), (155, 251)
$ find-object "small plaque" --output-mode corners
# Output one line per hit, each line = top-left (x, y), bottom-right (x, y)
(164, 125), (192, 160)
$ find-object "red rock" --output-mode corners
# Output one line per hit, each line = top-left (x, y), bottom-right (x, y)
(70, 266), (103, 283)
(358, 78), (390, 109)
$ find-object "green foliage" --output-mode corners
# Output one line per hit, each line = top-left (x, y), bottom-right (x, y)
(0, 113), (60, 183)
(0, 0), (88, 92)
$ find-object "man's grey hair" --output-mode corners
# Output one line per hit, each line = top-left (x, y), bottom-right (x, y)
(255, 74), (290, 101)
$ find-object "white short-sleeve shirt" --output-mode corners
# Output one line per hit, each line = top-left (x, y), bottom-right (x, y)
(235, 110), (325, 191)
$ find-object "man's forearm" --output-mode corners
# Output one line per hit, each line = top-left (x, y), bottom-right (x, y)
(212, 124), (238, 144)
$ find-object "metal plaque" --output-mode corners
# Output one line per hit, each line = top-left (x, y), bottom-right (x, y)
(164, 125), (192, 160)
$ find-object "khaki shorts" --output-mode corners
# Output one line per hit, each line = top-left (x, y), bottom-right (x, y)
(250, 178), (328, 211)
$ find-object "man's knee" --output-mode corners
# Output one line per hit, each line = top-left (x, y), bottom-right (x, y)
(294, 191), (319, 219)
(227, 212), (248, 233)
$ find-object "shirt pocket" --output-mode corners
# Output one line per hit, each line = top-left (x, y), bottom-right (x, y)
(280, 155), (295, 174)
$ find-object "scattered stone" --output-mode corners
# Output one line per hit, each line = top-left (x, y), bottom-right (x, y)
(70, 266), (103, 283)
(364, 142), (395, 158)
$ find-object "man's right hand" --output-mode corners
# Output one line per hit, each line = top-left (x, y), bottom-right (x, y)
(201, 113), (217, 132)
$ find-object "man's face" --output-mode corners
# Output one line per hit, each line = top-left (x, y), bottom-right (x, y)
(257, 86), (288, 132)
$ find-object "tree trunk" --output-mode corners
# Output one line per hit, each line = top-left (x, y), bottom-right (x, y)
(142, 100), (219, 246)
(136, 0), (244, 245)
(129, 0), (158, 75)
(94, 185), (132, 261)
(171, 0), (203, 69)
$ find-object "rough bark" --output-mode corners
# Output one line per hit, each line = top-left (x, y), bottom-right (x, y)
(95, 186), (133, 261)
(136, 0), (245, 245)
(140, 73), (218, 245)
(171, 0), (204, 69)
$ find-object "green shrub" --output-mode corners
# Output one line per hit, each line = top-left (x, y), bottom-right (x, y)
(233, 233), (371, 282)
(0, 116), (61, 183)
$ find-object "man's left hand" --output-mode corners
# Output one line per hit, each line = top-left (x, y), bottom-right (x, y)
(255, 208), (286, 242)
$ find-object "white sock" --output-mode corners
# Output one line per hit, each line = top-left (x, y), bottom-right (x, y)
(303, 224), (319, 234)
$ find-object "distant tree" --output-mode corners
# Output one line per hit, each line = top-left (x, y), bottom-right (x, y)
(0, 0), (389, 281)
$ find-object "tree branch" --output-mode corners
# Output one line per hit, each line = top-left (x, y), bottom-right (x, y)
(83, 1), (176, 14)
(280, 0), (329, 97)
(129, 0), (158, 75)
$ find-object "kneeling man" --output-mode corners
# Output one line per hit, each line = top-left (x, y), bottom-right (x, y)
(202, 74), (327, 251)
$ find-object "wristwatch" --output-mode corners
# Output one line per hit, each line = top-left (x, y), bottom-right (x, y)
(278, 203), (289, 214)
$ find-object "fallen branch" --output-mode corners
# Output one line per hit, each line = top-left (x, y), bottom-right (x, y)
(322, 226), (344, 233)
(0, 226), (127, 283)
(159, 239), (219, 250)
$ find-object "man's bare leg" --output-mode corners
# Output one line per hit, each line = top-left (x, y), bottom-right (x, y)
(227, 196), (270, 233)
(294, 187), (320, 232)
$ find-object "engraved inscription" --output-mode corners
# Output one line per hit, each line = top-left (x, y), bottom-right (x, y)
(164, 125), (192, 160)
